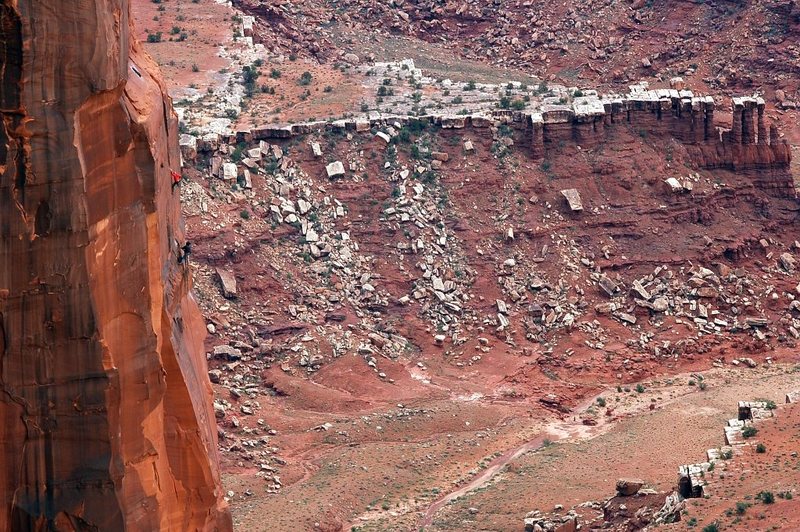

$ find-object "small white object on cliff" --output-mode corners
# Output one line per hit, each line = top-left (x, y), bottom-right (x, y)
(326, 161), (345, 179)
(561, 188), (583, 212)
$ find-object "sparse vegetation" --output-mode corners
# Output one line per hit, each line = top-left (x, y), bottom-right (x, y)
(757, 491), (775, 504)
(242, 64), (260, 97)
(742, 426), (758, 438)
(299, 71), (313, 86)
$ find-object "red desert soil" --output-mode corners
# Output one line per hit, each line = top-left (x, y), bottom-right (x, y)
(131, 0), (800, 530)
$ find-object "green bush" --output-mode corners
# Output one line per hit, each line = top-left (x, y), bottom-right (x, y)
(758, 491), (775, 504)
(756, 443), (766, 453)
(742, 426), (758, 438)
(299, 71), (313, 86)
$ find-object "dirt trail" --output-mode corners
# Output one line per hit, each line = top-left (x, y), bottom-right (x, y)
(416, 393), (604, 528)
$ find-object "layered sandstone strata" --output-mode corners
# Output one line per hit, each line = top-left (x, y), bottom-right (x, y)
(0, 1), (230, 529)
(224, 84), (791, 197)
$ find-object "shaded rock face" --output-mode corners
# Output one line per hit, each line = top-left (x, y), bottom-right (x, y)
(0, 1), (231, 530)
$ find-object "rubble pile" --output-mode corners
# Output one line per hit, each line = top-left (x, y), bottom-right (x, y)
(523, 480), (684, 531)
(523, 509), (578, 532)
(181, 99), (798, 391)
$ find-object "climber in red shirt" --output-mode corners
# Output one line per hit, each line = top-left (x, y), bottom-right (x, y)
(171, 170), (182, 191)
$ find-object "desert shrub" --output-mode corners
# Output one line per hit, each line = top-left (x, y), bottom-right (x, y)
(742, 426), (758, 438)
(757, 491), (775, 504)
(299, 71), (313, 86)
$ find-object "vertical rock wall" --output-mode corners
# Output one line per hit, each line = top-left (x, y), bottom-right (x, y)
(0, 1), (231, 530)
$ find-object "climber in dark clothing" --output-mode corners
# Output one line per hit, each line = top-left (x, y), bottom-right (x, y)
(178, 241), (192, 264)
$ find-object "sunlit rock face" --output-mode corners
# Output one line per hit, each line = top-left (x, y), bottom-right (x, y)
(0, 1), (231, 529)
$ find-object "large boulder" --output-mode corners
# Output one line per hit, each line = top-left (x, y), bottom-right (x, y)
(616, 478), (645, 496)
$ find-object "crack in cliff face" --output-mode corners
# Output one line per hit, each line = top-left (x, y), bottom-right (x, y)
(0, 0), (35, 432)
(0, 2), (231, 529)
(0, 3), (30, 226)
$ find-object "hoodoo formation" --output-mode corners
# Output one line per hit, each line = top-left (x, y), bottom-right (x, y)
(0, 1), (230, 530)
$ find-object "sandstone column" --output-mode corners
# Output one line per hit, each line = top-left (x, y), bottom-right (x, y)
(757, 101), (767, 145)
(531, 116), (545, 159)
(692, 102), (705, 144)
(0, 1), (231, 529)
(731, 100), (743, 144)
(704, 99), (715, 142)
(742, 101), (755, 144)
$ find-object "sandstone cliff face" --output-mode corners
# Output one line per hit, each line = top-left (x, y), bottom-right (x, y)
(0, 2), (230, 530)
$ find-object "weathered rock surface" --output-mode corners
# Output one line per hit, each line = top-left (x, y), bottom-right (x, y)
(0, 1), (231, 529)
(615, 478), (645, 496)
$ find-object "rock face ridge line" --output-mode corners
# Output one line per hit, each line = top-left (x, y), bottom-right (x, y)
(0, 1), (231, 529)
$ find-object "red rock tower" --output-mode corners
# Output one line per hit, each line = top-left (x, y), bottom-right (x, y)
(0, 1), (231, 529)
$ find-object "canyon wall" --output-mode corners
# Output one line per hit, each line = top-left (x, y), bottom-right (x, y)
(229, 88), (793, 197)
(0, 1), (230, 530)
